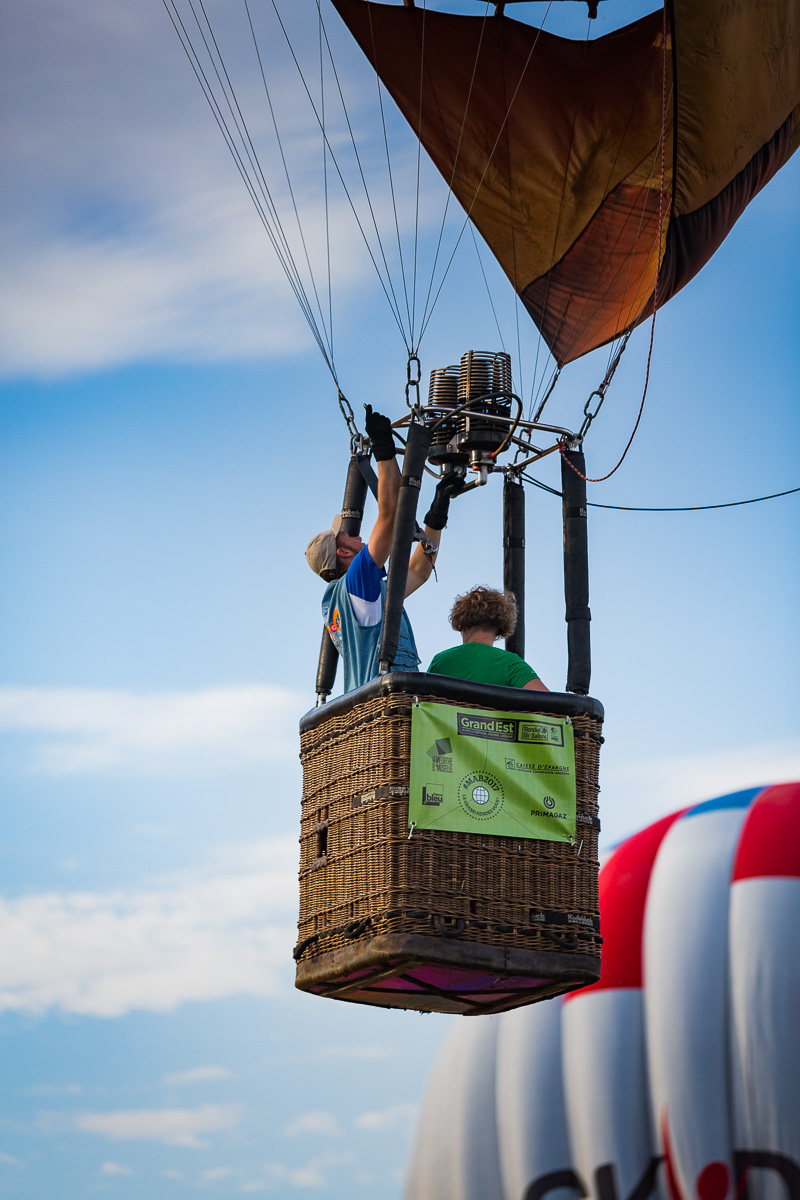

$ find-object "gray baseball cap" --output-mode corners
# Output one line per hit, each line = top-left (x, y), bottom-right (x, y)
(305, 514), (343, 578)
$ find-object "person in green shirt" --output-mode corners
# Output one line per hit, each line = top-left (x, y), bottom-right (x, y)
(427, 586), (548, 691)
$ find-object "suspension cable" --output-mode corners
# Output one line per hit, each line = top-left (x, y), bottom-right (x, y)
(319, 10), (334, 363)
(416, 4), (554, 348)
(415, 2), (493, 349)
(241, 0), (334, 361)
(312, 2), (411, 346)
(163, 0), (339, 380)
(469, 225), (506, 352)
(365, 4), (414, 338)
(561, 0), (669, 484)
(521, 473), (800, 513)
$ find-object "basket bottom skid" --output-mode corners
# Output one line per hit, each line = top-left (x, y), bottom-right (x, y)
(295, 932), (599, 1016)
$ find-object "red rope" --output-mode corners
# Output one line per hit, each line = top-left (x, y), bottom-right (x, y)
(563, 0), (669, 486)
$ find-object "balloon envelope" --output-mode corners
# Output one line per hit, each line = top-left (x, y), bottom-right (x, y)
(403, 783), (800, 1200)
(332, 1), (800, 365)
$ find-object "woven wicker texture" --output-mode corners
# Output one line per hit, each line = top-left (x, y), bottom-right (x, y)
(296, 691), (601, 967)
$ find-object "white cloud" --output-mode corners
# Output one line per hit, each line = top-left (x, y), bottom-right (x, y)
(0, 685), (304, 776)
(201, 1166), (234, 1181)
(25, 1083), (82, 1097)
(0, 193), (356, 378)
(163, 1066), (235, 1088)
(100, 1161), (133, 1176)
(319, 1045), (392, 1061)
(282, 1111), (342, 1138)
(600, 737), (800, 845)
(0, 0), (431, 379)
(75, 1104), (240, 1148)
(0, 839), (297, 1017)
(353, 1102), (417, 1131)
(265, 1152), (355, 1190)
(0, 1152), (23, 1168)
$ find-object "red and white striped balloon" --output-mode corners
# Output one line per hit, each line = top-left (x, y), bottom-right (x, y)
(403, 784), (800, 1200)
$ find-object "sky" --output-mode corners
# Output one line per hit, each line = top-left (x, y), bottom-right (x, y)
(0, 0), (798, 1196)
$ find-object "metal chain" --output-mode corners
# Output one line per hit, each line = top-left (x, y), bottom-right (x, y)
(578, 386), (607, 442)
(337, 388), (361, 450)
(577, 331), (631, 443)
(405, 353), (422, 412)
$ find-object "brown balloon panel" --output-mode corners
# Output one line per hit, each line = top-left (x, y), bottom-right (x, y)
(295, 674), (603, 1016)
(332, 0), (800, 366)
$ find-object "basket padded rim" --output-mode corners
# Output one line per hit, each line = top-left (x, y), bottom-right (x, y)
(301, 671), (603, 733)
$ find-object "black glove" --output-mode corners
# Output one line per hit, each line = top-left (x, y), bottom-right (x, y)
(424, 473), (465, 530)
(364, 404), (396, 461)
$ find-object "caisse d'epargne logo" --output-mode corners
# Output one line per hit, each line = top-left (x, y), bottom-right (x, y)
(458, 771), (504, 821)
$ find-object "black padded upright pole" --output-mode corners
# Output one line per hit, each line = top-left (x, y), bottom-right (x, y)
(561, 446), (591, 695)
(314, 454), (369, 703)
(503, 475), (526, 659)
(378, 422), (432, 675)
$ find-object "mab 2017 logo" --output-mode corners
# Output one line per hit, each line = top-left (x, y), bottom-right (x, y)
(457, 770), (504, 820)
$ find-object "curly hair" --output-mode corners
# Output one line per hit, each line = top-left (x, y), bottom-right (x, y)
(449, 586), (517, 639)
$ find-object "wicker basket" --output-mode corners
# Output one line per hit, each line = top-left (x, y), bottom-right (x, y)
(295, 672), (603, 1015)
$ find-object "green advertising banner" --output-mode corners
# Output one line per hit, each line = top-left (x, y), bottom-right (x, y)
(409, 702), (576, 842)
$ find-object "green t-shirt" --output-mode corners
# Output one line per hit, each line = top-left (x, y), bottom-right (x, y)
(427, 642), (538, 688)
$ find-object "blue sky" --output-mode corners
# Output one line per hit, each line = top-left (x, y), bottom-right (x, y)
(0, 1), (798, 1196)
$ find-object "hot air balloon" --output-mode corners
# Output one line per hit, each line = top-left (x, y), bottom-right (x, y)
(164, 2), (799, 1012)
(403, 782), (800, 1200)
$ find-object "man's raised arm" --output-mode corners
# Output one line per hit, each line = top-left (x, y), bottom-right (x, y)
(363, 405), (400, 570)
(406, 473), (464, 597)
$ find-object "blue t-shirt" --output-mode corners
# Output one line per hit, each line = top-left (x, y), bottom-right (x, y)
(322, 547), (419, 693)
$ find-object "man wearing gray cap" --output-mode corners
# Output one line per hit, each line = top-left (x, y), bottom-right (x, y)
(305, 406), (459, 694)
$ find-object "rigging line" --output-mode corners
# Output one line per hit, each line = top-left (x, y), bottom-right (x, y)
(538, 9), (667, 376)
(260, 0), (409, 345)
(411, 0), (427, 342)
(541, 9), (593, 390)
(365, 3), (413, 336)
(523, 6), (582, 399)
(238, 0), (335, 363)
(468, 225), (506, 351)
(416, 3), (554, 348)
(181, 0), (329, 345)
(531, 363), (561, 423)
(187, 0), (313, 300)
(614, 104), (674, 333)
(557, 29), (674, 368)
(561, 119), (669, 374)
(577, 91), (673, 369)
(521, 474), (800, 512)
(319, 10), (334, 362)
(308, 2), (412, 345)
(561, 0), (669, 483)
(163, 0), (337, 376)
(498, 17), (525, 403)
(168, 0), (308, 299)
(530, 355), (559, 417)
(588, 486), (800, 512)
(416, 2), (493, 345)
